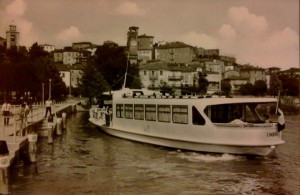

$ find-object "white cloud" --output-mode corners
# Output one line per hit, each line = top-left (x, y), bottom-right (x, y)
(181, 31), (217, 49)
(0, 0), (37, 47)
(115, 2), (145, 16)
(218, 24), (236, 39)
(227, 6), (268, 37)
(56, 26), (82, 45)
(217, 6), (299, 68)
(5, 0), (27, 17)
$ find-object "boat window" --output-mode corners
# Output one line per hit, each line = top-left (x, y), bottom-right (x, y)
(134, 104), (144, 120)
(145, 105), (156, 121)
(158, 105), (171, 123)
(172, 105), (188, 124)
(116, 104), (124, 118)
(204, 104), (244, 123)
(204, 103), (277, 123)
(124, 104), (133, 119)
(192, 106), (205, 125)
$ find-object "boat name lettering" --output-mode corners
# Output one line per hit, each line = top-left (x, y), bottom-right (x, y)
(267, 132), (279, 137)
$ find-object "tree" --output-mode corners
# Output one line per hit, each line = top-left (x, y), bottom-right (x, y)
(239, 83), (253, 95)
(278, 74), (299, 96)
(0, 42), (67, 102)
(94, 43), (128, 90)
(197, 71), (209, 94)
(221, 80), (231, 96)
(159, 81), (173, 95)
(252, 80), (267, 96)
(79, 62), (109, 102)
(268, 74), (282, 97)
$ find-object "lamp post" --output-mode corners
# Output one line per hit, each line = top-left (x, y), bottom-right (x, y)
(42, 83), (44, 105)
(49, 79), (51, 99)
(69, 70), (72, 97)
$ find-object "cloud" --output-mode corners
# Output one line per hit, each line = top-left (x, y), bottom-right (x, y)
(218, 24), (236, 39)
(5, 0), (27, 17)
(115, 2), (145, 16)
(56, 26), (82, 45)
(181, 31), (217, 49)
(0, 0), (37, 47)
(227, 6), (268, 37)
(217, 6), (299, 68)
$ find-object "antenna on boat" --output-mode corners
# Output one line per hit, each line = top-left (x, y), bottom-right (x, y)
(122, 51), (130, 89)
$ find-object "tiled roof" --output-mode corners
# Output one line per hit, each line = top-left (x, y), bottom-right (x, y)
(138, 34), (154, 38)
(156, 42), (195, 49)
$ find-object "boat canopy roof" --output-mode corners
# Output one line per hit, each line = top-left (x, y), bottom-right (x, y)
(112, 88), (277, 106)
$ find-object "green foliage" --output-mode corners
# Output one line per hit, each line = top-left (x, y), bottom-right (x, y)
(221, 80), (231, 96)
(253, 80), (267, 96)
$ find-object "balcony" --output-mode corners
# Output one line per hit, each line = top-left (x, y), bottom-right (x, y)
(168, 75), (183, 81)
(149, 75), (158, 80)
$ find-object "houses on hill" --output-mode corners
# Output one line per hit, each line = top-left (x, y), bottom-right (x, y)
(1, 24), (299, 96)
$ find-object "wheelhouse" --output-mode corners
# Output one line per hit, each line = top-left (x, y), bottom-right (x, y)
(204, 102), (278, 124)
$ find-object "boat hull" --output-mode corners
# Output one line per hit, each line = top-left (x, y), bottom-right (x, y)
(89, 119), (275, 156)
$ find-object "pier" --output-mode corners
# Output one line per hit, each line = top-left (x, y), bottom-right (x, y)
(0, 100), (80, 168)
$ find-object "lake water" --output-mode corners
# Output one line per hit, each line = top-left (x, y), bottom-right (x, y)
(8, 112), (300, 195)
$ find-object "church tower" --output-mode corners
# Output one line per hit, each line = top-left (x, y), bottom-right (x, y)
(6, 24), (20, 49)
(127, 26), (139, 64)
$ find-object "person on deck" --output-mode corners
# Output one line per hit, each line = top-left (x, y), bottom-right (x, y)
(263, 114), (270, 123)
(230, 112), (247, 125)
(277, 108), (285, 131)
(1, 100), (11, 126)
(45, 98), (52, 118)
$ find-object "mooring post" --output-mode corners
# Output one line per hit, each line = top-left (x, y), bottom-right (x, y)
(56, 118), (62, 135)
(47, 119), (54, 144)
(62, 112), (67, 129)
(47, 114), (54, 144)
(27, 133), (38, 163)
(0, 140), (10, 195)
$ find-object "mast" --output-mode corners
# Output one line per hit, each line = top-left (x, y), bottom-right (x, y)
(122, 52), (130, 89)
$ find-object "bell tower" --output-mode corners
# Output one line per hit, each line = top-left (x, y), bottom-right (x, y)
(127, 26), (139, 64)
(6, 24), (20, 49)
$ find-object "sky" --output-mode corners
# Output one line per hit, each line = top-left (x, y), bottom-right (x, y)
(0, 0), (299, 69)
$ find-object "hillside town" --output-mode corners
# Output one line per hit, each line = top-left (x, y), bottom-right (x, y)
(1, 24), (299, 99)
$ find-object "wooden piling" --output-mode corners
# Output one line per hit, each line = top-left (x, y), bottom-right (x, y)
(27, 133), (38, 163)
(56, 118), (62, 135)
(62, 112), (67, 129)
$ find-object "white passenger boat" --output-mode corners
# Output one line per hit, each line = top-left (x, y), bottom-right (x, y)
(89, 88), (285, 155)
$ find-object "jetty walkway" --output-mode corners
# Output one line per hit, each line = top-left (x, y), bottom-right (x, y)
(0, 99), (81, 168)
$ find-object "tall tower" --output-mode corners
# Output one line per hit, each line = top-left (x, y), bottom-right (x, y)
(127, 26), (139, 64)
(6, 24), (20, 49)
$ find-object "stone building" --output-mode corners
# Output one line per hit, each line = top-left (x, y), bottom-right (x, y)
(240, 66), (266, 84)
(127, 26), (139, 64)
(6, 24), (19, 50)
(139, 61), (199, 90)
(137, 34), (154, 64)
(41, 44), (55, 53)
(154, 42), (196, 63)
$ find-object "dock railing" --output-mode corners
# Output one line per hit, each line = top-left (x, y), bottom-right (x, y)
(1, 101), (71, 143)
